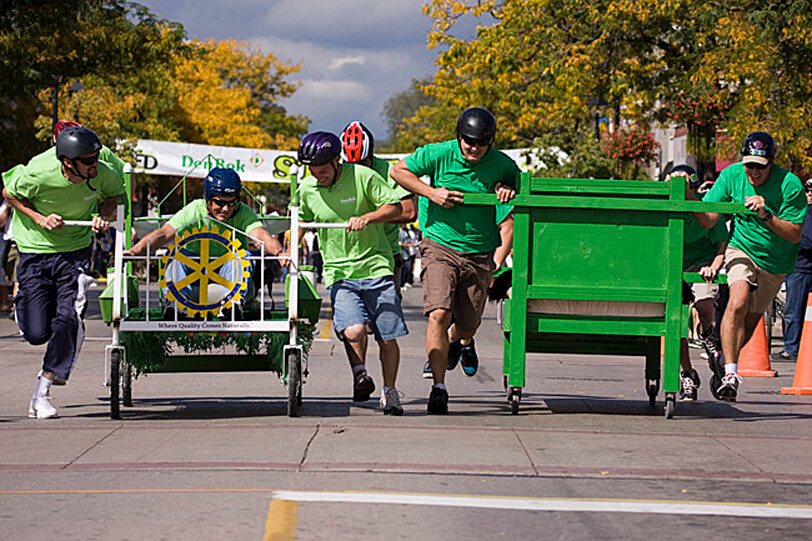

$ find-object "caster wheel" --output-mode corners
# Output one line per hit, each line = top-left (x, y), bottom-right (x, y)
(509, 388), (521, 415)
(664, 396), (676, 419)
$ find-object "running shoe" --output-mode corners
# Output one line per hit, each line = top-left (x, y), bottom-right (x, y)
(446, 340), (463, 371)
(716, 372), (742, 402)
(380, 387), (404, 416)
(427, 385), (449, 414)
(679, 369), (700, 401)
(30, 396), (58, 419)
(460, 339), (479, 377)
(352, 371), (376, 402)
(422, 360), (433, 379)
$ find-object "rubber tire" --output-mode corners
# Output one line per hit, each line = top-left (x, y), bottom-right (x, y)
(664, 396), (676, 419)
(509, 388), (521, 415)
(287, 351), (301, 418)
(647, 380), (659, 407)
(122, 362), (132, 407)
(110, 350), (121, 420)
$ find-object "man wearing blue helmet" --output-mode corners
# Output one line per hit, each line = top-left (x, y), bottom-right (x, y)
(127, 167), (283, 318)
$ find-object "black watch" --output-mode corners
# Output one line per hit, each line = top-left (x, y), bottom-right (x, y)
(760, 210), (773, 222)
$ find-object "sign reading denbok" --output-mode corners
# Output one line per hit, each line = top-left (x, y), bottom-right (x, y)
(132, 139), (547, 183)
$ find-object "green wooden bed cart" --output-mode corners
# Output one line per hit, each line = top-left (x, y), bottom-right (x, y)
(466, 174), (744, 419)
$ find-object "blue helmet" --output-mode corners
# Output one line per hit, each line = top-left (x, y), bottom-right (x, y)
(204, 167), (242, 200)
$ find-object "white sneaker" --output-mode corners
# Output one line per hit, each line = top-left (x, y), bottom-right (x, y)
(716, 373), (742, 402)
(380, 387), (404, 416)
(30, 396), (58, 419)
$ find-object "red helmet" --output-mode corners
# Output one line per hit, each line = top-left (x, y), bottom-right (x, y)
(340, 121), (374, 163)
(53, 120), (81, 143)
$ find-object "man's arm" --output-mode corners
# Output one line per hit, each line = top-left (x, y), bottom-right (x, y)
(390, 160), (462, 208)
(390, 195), (417, 224)
(2, 187), (64, 231)
(493, 214), (514, 269)
(682, 178), (723, 229)
(125, 221), (177, 256)
(247, 227), (283, 256)
(347, 203), (402, 232)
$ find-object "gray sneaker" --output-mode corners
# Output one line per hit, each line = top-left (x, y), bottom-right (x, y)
(380, 387), (404, 416)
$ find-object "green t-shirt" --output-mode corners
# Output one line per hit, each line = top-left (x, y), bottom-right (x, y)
(683, 192), (728, 268)
(369, 155), (412, 256)
(405, 140), (519, 253)
(3, 147), (125, 254)
(296, 163), (400, 287)
(703, 162), (806, 274)
(167, 199), (262, 257)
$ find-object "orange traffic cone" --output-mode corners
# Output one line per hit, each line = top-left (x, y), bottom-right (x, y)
(782, 293), (812, 395)
(738, 316), (777, 377)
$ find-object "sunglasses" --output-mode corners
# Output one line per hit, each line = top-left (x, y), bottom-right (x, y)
(209, 197), (238, 209)
(460, 134), (491, 147)
(76, 154), (99, 166)
(744, 162), (769, 171)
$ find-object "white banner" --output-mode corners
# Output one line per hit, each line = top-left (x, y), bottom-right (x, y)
(132, 139), (549, 183)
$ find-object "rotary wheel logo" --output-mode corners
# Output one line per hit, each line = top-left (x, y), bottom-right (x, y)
(159, 224), (251, 318)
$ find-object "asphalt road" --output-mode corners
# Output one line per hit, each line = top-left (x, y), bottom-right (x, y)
(1, 281), (811, 540)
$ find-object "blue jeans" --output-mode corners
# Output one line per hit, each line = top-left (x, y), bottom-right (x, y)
(782, 272), (812, 355)
(327, 276), (408, 342)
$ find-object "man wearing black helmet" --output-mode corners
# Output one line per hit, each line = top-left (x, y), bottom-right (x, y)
(126, 167), (283, 319)
(297, 131), (408, 415)
(669, 164), (728, 401)
(390, 107), (518, 414)
(686, 131), (807, 401)
(2, 126), (125, 419)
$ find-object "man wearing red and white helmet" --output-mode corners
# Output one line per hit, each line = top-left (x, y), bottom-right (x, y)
(340, 121), (416, 289)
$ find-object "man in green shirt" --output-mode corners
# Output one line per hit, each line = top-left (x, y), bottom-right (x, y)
(127, 167), (283, 318)
(297, 131), (408, 415)
(2, 126), (125, 419)
(391, 107), (518, 414)
(670, 165), (728, 401)
(340, 120), (416, 288)
(688, 131), (807, 401)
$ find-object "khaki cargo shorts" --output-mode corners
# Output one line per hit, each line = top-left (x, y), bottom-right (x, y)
(419, 237), (495, 335)
(724, 246), (785, 314)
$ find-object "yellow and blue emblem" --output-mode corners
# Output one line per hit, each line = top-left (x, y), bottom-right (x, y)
(159, 224), (251, 318)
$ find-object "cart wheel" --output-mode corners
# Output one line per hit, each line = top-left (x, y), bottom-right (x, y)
(110, 350), (121, 420)
(664, 395), (676, 419)
(122, 362), (132, 407)
(509, 388), (521, 415)
(503, 375), (508, 390)
(646, 379), (659, 407)
(287, 350), (301, 418)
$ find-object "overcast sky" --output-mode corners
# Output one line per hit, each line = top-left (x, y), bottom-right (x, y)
(137, 0), (441, 142)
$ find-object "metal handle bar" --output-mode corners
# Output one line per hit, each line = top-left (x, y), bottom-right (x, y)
(299, 222), (350, 229)
(63, 220), (96, 227)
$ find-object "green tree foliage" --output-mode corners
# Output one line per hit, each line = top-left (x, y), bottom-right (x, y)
(414, 0), (812, 175)
(380, 77), (436, 151)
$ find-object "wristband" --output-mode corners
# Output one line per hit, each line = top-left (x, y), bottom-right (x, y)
(760, 210), (773, 222)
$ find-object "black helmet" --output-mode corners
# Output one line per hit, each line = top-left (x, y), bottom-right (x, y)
(741, 131), (775, 166)
(56, 126), (102, 160)
(298, 131), (341, 166)
(456, 107), (497, 144)
(669, 164), (700, 189)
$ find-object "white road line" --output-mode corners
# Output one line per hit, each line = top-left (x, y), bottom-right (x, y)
(271, 491), (812, 520)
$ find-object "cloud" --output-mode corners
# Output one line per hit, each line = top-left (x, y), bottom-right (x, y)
(327, 56), (366, 72)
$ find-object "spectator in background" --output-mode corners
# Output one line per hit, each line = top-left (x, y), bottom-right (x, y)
(775, 178), (812, 361)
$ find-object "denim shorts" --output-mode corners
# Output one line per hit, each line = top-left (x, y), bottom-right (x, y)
(327, 276), (408, 342)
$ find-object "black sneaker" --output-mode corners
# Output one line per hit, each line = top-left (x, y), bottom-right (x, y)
(446, 340), (463, 371)
(679, 369), (700, 401)
(771, 350), (797, 361)
(699, 327), (721, 363)
(422, 360), (433, 379)
(708, 351), (726, 401)
(427, 385), (449, 414)
(460, 339), (479, 377)
(353, 372), (376, 402)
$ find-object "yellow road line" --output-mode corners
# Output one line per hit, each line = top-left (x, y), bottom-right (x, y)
(319, 307), (333, 340)
(264, 498), (298, 541)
